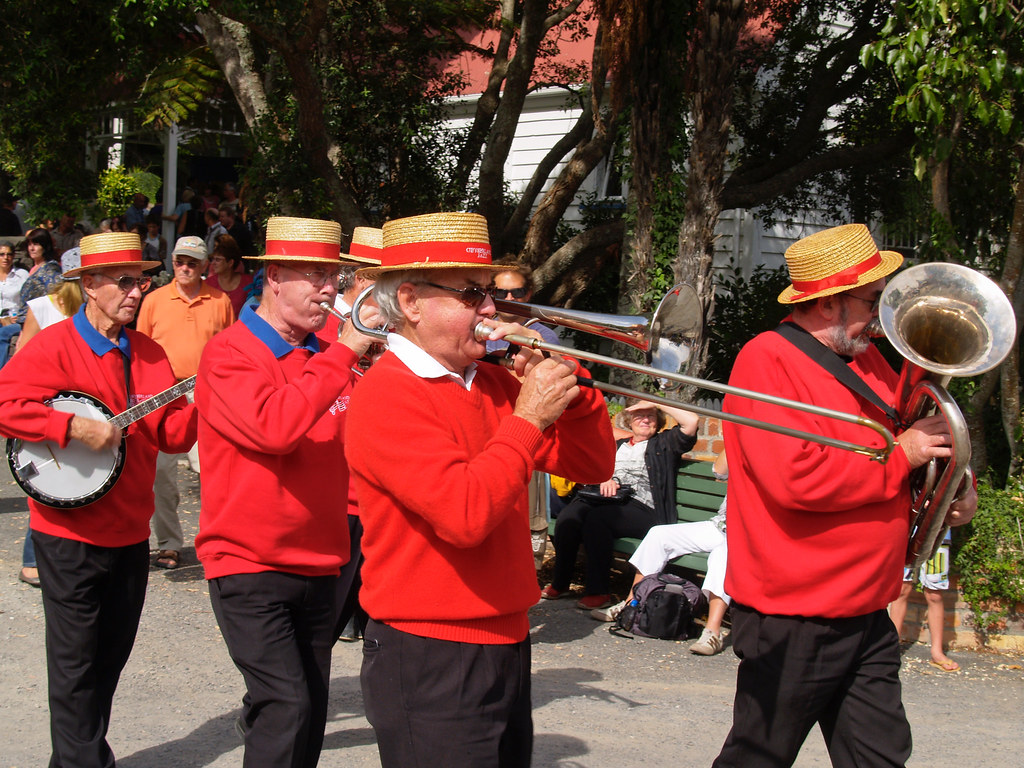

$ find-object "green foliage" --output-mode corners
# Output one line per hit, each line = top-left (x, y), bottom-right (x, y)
(704, 259), (790, 386)
(954, 478), (1024, 634)
(139, 49), (222, 129)
(96, 167), (149, 220)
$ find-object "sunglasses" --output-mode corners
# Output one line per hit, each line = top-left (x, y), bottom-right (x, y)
(489, 286), (529, 300)
(417, 282), (490, 308)
(92, 274), (153, 293)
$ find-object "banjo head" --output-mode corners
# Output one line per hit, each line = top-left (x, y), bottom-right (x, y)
(6, 392), (125, 509)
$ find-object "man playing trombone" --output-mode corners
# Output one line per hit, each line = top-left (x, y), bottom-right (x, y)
(713, 224), (978, 768)
(345, 212), (615, 768)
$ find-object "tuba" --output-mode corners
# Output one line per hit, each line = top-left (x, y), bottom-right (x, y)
(878, 262), (1016, 571)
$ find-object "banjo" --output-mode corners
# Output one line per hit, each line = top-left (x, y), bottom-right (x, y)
(6, 376), (196, 509)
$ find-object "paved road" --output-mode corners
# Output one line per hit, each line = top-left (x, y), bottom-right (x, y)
(2, 467), (1022, 767)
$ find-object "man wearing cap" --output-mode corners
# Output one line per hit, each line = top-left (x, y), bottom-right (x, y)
(194, 216), (379, 768)
(345, 212), (615, 767)
(712, 223), (977, 768)
(136, 236), (234, 569)
(0, 232), (197, 768)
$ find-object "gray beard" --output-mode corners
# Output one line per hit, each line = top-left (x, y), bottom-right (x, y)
(826, 302), (871, 357)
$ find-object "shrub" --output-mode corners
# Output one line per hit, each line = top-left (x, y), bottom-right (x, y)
(954, 478), (1024, 634)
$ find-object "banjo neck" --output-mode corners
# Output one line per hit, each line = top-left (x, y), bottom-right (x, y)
(112, 376), (197, 430)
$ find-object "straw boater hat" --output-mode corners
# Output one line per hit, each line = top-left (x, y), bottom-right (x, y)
(357, 212), (504, 279)
(62, 232), (163, 278)
(249, 216), (341, 265)
(777, 223), (903, 304)
(342, 226), (382, 265)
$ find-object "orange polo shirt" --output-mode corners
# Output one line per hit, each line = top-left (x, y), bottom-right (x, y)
(136, 280), (235, 380)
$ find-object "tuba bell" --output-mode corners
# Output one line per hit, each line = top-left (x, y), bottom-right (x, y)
(878, 262), (1016, 571)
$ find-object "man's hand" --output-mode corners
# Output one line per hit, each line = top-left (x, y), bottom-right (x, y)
(338, 299), (384, 358)
(945, 477), (978, 527)
(599, 479), (620, 497)
(513, 357), (580, 431)
(482, 321), (555, 380)
(68, 415), (121, 451)
(897, 413), (953, 469)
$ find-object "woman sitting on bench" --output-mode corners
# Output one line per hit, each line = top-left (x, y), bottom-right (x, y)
(541, 399), (699, 610)
(591, 450), (730, 656)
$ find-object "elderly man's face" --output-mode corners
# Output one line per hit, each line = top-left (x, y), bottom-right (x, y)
(84, 266), (148, 327)
(403, 268), (495, 373)
(269, 262), (340, 334)
(173, 255), (205, 292)
(827, 278), (885, 357)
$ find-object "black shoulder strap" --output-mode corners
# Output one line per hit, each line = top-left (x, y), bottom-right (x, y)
(772, 321), (900, 427)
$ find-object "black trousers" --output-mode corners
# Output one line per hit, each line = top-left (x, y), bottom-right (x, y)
(551, 496), (657, 594)
(713, 605), (912, 768)
(210, 572), (337, 768)
(361, 619), (533, 768)
(332, 514), (367, 641)
(33, 531), (149, 768)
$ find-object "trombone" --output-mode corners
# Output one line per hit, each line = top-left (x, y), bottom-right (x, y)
(349, 284), (896, 462)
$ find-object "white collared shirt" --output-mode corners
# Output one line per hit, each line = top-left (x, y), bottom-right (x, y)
(386, 332), (478, 391)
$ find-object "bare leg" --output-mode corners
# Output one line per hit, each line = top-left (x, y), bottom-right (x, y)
(924, 587), (957, 668)
(705, 595), (728, 635)
(888, 581), (913, 642)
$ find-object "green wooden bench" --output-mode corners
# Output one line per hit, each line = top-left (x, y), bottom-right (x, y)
(548, 459), (726, 574)
(610, 459), (726, 573)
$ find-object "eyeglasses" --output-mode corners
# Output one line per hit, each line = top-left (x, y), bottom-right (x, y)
(281, 265), (341, 288)
(844, 292), (881, 312)
(91, 274), (152, 293)
(417, 282), (490, 308)
(489, 286), (529, 300)
(173, 258), (202, 268)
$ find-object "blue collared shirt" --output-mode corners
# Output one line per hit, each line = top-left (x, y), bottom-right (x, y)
(73, 304), (131, 359)
(239, 304), (321, 358)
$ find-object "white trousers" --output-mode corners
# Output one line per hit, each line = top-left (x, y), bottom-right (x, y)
(628, 520), (730, 604)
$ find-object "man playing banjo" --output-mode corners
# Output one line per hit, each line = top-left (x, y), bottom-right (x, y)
(0, 231), (198, 768)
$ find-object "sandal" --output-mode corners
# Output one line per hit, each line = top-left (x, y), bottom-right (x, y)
(154, 550), (180, 569)
(928, 658), (960, 672)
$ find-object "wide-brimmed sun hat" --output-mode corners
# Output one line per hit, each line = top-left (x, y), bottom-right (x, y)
(249, 216), (341, 265)
(357, 212), (503, 279)
(62, 232), (163, 278)
(343, 226), (382, 265)
(777, 223), (903, 304)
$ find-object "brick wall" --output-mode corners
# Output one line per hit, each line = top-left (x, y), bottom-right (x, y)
(683, 414), (725, 462)
(900, 575), (1024, 653)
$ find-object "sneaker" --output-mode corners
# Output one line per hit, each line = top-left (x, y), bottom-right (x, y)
(690, 628), (724, 656)
(590, 599), (626, 622)
(575, 594), (613, 610)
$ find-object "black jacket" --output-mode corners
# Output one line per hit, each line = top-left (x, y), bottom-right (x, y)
(616, 425), (696, 526)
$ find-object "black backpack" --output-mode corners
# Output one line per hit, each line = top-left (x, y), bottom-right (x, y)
(615, 572), (707, 640)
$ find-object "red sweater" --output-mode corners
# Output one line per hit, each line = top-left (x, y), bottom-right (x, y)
(0, 312), (196, 546)
(346, 352), (616, 644)
(723, 326), (912, 618)
(195, 307), (360, 579)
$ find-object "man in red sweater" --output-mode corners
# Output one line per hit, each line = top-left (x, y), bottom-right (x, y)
(346, 212), (616, 767)
(195, 216), (379, 768)
(713, 224), (978, 768)
(0, 232), (197, 768)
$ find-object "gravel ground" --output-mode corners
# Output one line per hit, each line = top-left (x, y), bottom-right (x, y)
(2, 465), (1023, 767)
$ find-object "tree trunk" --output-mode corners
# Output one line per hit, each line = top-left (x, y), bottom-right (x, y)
(478, 0), (559, 251)
(675, 0), (746, 376)
(196, 12), (271, 129)
(967, 153), (1024, 478)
